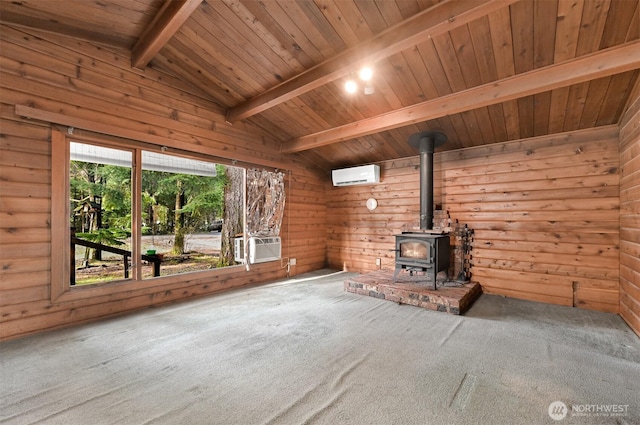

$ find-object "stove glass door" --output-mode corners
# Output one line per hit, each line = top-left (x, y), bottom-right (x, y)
(400, 240), (430, 260)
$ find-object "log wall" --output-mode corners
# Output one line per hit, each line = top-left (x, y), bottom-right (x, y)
(327, 126), (620, 313)
(619, 86), (640, 337)
(0, 25), (327, 340)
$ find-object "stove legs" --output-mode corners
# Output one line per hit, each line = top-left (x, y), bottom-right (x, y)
(393, 265), (437, 290)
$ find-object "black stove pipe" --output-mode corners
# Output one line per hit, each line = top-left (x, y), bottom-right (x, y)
(419, 138), (435, 230)
(408, 131), (447, 230)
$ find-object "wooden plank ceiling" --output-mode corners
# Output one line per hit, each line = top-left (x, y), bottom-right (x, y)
(1, 0), (639, 171)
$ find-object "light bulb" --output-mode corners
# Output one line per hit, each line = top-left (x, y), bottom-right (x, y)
(359, 67), (373, 81)
(345, 80), (358, 94)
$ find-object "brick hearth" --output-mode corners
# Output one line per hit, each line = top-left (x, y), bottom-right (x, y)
(344, 269), (481, 315)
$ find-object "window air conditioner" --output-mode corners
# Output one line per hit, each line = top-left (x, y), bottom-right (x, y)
(331, 164), (380, 186)
(235, 236), (281, 264)
(234, 238), (245, 263)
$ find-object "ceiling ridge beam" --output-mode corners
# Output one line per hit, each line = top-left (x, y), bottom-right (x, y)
(281, 41), (640, 153)
(225, 0), (519, 123)
(132, 0), (203, 70)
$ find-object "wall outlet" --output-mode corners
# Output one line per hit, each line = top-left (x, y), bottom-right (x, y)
(290, 258), (297, 266)
(376, 258), (381, 266)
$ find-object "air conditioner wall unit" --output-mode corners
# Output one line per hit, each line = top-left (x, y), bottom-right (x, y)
(234, 238), (245, 263)
(332, 164), (380, 186)
(235, 236), (282, 264)
(249, 236), (281, 263)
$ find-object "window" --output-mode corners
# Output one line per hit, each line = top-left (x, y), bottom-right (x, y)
(51, 128), (247, 301)
(69, 142), (133, 285)
(139, 151), (228, 280)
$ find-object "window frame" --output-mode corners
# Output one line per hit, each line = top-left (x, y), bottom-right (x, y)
(51, 127), (246, 303)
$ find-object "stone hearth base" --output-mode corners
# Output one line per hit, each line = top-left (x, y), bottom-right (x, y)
(344, 269), (481, 315)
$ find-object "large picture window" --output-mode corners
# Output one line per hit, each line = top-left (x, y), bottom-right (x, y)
(51, 128), (247, 301)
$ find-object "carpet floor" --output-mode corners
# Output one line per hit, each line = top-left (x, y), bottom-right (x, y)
(1, 269), (639, 425)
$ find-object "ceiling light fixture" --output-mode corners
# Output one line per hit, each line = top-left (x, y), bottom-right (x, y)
(359, 67), (373, 82)
(345, 67), (374, 95)
(345, 79), (358, 94)
(364, 83), (375, 95)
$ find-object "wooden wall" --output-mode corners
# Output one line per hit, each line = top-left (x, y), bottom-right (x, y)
(0, 25), (327, 340)
(327, 126), (620, 313)
(619, 85), (640, 337)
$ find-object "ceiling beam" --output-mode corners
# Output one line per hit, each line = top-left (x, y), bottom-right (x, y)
(281, 41), (640, 153)
(225, 0), (519, 123)
(131, 0), (203, 69)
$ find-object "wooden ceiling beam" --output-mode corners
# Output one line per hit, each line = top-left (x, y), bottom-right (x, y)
(281, 41), (640, 153)
(131, 0), (203, 69)
(225, 0), (519, 123)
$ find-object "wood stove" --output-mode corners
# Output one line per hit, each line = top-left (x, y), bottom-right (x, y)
(394, 233), (450, 287)
(394, 130), (450, 289)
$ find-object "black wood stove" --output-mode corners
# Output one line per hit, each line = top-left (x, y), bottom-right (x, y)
(394, 131), (450, 289)
(393, 233), (450, 285)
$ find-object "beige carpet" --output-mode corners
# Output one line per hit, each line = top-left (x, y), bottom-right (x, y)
(1, 269), (638, 425)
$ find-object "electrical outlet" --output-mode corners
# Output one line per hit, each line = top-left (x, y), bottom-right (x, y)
(376, 258), (381, 266)
(290, 258), (297, 266)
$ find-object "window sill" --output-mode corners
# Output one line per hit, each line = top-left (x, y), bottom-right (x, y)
(52, 264), (248, 305)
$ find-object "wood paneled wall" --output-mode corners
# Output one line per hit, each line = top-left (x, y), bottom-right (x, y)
(619, 86), (640, 337)
(327, 126), (620, 313)
(0, 25), (326, 340)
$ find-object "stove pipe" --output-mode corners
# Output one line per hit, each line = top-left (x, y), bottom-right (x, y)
(408, 131), (447, 230)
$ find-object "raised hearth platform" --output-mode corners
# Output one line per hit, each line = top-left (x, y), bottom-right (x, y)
(344, 269), (481, 315)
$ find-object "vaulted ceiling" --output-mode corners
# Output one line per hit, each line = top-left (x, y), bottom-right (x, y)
(1, 0), (639, 170)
